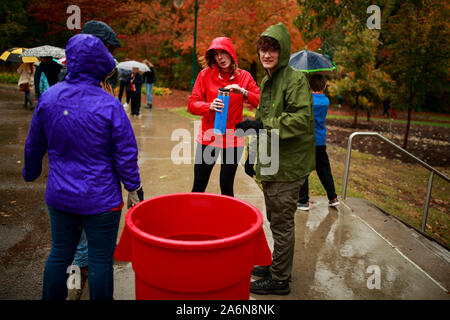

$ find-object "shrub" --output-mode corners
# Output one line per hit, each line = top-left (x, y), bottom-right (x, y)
(0, 72), (19, 84)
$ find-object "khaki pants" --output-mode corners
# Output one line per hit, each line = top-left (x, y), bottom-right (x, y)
(262, 179), (305, 281)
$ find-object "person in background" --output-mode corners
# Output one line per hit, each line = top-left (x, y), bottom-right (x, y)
(142, 60), (156, 109)
(297, 74), (339, 211)
(17, 62), (35, 110)
(34, 56), (62, 98)
(187, 36), (260, 197)
(118, 68), (132, 108)
(129, 67), (143, 116)
(23, 33), (143, 300)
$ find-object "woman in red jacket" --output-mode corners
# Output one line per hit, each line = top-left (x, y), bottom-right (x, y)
(188, 37), (260, 197)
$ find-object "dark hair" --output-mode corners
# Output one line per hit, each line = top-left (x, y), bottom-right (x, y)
(308, 74), (327, 92)
(257, 36), (280, 52)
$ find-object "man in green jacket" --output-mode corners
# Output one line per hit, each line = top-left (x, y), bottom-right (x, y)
(237, 22), (315, 295)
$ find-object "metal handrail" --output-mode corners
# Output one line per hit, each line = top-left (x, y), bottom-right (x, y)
(341, 132), (450, 232)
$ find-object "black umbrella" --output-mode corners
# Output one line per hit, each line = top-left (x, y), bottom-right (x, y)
(289, 50), (337, 73)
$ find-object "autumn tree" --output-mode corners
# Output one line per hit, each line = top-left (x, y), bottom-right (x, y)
(327, 17), (391, 126)
(383, 0), (450, 148)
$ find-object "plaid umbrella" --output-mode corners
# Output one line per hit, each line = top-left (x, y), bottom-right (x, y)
(289, 50), (337, 73)
(22, 45), (65, 59)
(0, 48), (39, 63)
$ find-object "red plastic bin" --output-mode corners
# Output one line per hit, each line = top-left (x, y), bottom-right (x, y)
(114, 192), (272, 300)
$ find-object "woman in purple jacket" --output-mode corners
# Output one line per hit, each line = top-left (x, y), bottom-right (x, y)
(23, 33), (143, 300)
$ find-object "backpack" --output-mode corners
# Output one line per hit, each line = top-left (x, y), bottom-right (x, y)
(40, 72), (50, 95)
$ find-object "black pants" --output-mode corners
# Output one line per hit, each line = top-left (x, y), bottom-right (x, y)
(192, 144), (244, 197)
(118, 81), (130, 104)
(298, 145), (337, 203)
(130, 91), (141, 115)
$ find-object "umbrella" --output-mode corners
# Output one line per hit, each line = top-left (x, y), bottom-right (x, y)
(117, 60), (150, 72)
(55, 57), (66, 66)
(288, 50), (337, 73)
(22, 45), (65, 59)
(0, 48), (39, 63)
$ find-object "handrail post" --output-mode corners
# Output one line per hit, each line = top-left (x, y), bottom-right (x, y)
(421, 171), (434, 232)
(342, 132), (358, 200)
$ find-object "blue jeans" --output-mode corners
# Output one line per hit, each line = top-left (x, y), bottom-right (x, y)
(73, 229), (88, 268)
(43, 206), (121, 300)
(145, 82), (154, 105)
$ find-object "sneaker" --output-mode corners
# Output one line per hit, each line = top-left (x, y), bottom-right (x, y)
(251, 265), (271, 278)
(250, 278), (290, 295)
(123, 103), (129, 109)
(297, 201), (310, 211)
(145, 103), (152, 109)
(329, 198), (340, 207)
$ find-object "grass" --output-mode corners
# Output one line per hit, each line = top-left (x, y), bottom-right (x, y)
(326, 114), (450, 128)
(170, 106), (201, 120)
(0, 72), (19, 84)
(310, 145), (449, 247)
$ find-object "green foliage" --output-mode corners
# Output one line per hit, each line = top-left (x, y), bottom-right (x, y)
(153, 86), (172, 96)
(326, 17), (392, 125)
(382, 1), (450, 113)
(0, 72), (19, 84)
(0, 0), (28, 50)
(142, 85), (172, 96)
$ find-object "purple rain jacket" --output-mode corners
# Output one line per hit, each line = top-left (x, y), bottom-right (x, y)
(23, 34), (141, 215)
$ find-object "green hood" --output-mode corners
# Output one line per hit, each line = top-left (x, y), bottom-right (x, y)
(260, 22), (291, 74)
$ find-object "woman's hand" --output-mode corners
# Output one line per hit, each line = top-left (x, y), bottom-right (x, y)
(225, 84), (248, 98)
(210, 98), (224, 112)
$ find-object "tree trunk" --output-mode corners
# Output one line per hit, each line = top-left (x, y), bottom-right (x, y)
(403, 106), (412, 149)
(366, 108), (371, 122)
(353, 94), (359, 127)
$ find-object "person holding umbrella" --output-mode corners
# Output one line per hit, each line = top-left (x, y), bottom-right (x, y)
(34, 56), (62, 99)
(287, 50), (339, 210)
(297, 74), (339, 211)
(17, 62), (35, 110)
(129, 66), (143, 116)
(23, 33), (143, 300)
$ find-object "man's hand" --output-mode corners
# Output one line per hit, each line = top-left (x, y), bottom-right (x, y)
(235, 120), (264, 137)
(127, 186), (144, 209)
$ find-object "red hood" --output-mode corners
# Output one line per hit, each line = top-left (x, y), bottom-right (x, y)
(206, 37), (238, 67)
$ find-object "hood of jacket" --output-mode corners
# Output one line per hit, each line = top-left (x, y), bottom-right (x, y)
(259, 22), (291, 75)
(65, 33), (116, 86)
(206, 37), (238, 68)
(81, 20), (121, 48)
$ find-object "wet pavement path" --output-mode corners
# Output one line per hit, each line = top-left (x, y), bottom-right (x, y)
(0, 84), (50, 299)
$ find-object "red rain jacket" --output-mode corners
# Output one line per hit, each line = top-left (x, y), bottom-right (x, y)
(188, 37), (260, 148)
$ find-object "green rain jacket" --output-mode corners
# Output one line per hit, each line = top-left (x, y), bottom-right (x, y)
(255, 23), (315, 182)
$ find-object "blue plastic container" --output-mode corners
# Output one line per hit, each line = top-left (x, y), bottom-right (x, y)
(214, 88), (230, 135)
